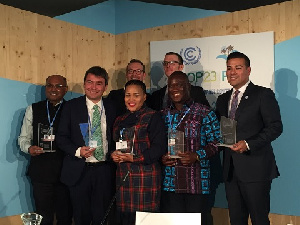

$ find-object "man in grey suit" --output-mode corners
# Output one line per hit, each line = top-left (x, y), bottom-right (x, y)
(216, 52), (283, 225)
(56, 66), (116, 225)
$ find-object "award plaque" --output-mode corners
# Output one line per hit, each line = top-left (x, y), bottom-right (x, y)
(217, 116), (237, 147)
(168, 129), (185, 158)
(38, 123), (56, 152)
(116, 127), (135, 155)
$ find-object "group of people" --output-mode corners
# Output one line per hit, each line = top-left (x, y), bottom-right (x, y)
(18, 51), (283, 225)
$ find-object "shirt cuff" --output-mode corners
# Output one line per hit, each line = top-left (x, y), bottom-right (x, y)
(75, 147), (82, 158)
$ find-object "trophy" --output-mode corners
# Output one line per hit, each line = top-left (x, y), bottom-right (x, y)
(217, 116), (237, 147)
(37, 123), (56, 152)
(21, 213), (43, 225)
(168, 129), (185, 158)
(116, 127), (135, 155)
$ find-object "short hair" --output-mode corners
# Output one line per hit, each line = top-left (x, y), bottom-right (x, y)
(227, 52), (250, 67)
(126, 59), (145, 72)
(165, 52), (183, 65)
(169, 71), (189, 83)
(84, 66), (108, 85)
(125, 80), (146, 94)
(46, 75), (67, 86)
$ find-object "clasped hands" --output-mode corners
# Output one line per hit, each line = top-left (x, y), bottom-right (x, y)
(230, 140), (248, 153)
(111, 150), (134, 163)
(80, 146), (96, 158)
(162, 152), (198, 166)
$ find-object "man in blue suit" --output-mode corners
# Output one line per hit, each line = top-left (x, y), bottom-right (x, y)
(216, 52), (283, 225)
(56, 66), (116, 225)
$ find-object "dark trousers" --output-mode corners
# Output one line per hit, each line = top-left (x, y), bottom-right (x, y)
(225, 171), (272, 225)
(160, 191), (212, 225)
(69, 163), (115, 225)
(32, 181), (73, 225)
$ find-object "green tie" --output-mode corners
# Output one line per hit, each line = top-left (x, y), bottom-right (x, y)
(92, 104), (104, 161)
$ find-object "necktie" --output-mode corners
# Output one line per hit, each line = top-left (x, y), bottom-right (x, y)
(92, 104), (104, 161)
(229, 90), (240, 120)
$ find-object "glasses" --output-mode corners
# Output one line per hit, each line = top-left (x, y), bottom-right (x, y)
(127, 69), (144, 75)
(45, 84), (66, 89)
(162, 61), (180, 67)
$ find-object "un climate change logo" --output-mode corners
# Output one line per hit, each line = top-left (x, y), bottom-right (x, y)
(180, 46), (201, 65)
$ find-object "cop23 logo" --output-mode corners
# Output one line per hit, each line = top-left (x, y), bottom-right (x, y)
(180, 46), (201, 65)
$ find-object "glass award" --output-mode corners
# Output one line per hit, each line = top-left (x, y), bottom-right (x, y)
(217, 116), (237, 147)
(38, 123), (56, 152)
(168, 129), (185, 158)
(116, 127), (135, 155)
(79, 123), (89, 146)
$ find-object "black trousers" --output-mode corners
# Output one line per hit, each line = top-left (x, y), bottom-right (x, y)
(160, 191), (212, 225)
(225, 171), (272, 225)
(32, 181), (73, 225)
(69, 163), (115, 225)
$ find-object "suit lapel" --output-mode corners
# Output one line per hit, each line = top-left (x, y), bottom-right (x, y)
(235, 82), (254, 120)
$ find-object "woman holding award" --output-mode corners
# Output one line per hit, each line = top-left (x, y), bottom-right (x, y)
(111, 80), (167, 225)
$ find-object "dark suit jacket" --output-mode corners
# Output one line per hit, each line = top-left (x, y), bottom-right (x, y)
(149, 85), (210, 111)
(216, 82), (283, 182)
(56, 95), (116, 186)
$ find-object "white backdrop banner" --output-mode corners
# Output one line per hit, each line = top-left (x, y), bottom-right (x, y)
(150, 31), (274, 108)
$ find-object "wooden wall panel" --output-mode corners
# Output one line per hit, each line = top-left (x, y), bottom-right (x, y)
(0, 4), (115, 93)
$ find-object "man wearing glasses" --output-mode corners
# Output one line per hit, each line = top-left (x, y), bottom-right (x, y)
(18, 75), (72, 225)
(107, 59), (151, 116)
(150, 52), (210, 110)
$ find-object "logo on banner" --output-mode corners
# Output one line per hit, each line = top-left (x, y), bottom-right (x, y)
(216, 45), (238, 60)
(180, 46), (201, 65)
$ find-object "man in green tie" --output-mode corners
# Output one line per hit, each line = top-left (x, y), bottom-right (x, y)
(56, 66), (116, 225)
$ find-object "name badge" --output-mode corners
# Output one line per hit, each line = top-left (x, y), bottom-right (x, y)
(169, 138), (175, 145)
(89, 140), (98, 148)
(43, 134), (55, 141)
(116, 141), (128, 150)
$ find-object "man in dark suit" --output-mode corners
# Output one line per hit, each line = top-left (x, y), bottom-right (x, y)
(56, 66), (116, 225)
(107, 59), (150, 116)
(150, 52), (210, 110)
(18, 75), (72, 225)
(216, 52), (283, 225)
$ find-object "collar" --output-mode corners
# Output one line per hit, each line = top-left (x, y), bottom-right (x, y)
(86, 96), (103, 110)
(232, 80), (250, 97)
(169, 98), (193, 111)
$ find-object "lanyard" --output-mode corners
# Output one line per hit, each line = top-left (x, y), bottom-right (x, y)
(120, 128), (125, 141)
(168, 107), (190, 131)
(88, 101), (104, 137)
(46, 100), (62, 128)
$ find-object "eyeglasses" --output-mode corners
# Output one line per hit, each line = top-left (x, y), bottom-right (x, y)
(127, 69), (144, 75)
(162, 61), (180, 67)
(45, 84), (66, 89)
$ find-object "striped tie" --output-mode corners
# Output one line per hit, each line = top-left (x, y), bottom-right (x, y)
(229, 90), (240, 120)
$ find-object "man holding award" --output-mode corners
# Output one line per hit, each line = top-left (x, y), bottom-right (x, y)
(18, 75), (72, 225)
(56, 66), (116, 225)
(216, 52), (283, 225)
(161, 71), (222, 225)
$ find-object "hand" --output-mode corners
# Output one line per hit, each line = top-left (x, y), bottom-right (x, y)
(80, 146), (95, 158)
(178, 152), (198, 166)
(111, 150), (133, 163)
(28, 146), (44, 156)
(162, 154), (177, 166)
(230, 140), (248, 153)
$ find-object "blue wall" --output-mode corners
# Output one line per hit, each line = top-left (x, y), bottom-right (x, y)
(1, 0), (300, 218)
(55, 0), (226, 34)
(0, 78), (81, 217)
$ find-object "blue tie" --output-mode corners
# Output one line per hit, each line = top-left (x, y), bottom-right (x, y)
(229, 90), (240, 120)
